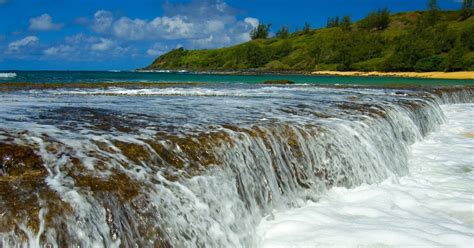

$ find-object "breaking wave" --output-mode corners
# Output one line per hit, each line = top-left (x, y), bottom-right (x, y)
(0, 85), (472, 247)
(0, 73), (16, 79)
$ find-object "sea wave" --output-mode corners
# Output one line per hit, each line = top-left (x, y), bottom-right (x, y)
(0, 73), (17, 79)
(45, 86), (333, 97)
(257, 104), (474, 248)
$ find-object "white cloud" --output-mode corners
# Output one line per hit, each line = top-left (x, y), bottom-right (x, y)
(92, 10), (113, 33)
(111, 17), (148, 40)
(148, 16), (194, 39)
(3, 0), (258, 63)
(42, 34), (135, 61)
(44, 44), (74, 56)
(29, 14), (64, 31)
(94, 14), (195, 40)
(146, 43), (168, 56)
(244, 17), (259, 28)
(163, 0), (236, 21)
(91, 38), (115, 51)
(64, 33), (94, 44)
(206, 19), (226, 33)
(7, 36), (39, 53)
(89, 0), (258, 49)
(43, 35), (93, 58)
(191, 35), (229, 48)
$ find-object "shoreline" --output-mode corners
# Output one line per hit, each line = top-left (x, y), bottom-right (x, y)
(311, 71), (474, 80)
(138, 69), (474, 80)
(3, 70), (474, 80)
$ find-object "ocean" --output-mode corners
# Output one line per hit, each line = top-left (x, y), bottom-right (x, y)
(0, 71), (473, 247)
(1, 70), (474, 86)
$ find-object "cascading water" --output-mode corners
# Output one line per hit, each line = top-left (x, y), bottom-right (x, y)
(0, 84), (472, 247)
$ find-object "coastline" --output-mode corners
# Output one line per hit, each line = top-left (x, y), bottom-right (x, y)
(137, 69), (474, 80)
(311, 71), (474, 80)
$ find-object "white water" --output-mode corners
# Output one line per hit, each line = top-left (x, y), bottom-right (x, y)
(0, 87), (471, 247)
(258, 104), (474, 248)
(0, 73), (16, 79)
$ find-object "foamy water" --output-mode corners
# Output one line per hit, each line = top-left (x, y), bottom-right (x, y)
(0, 73), (16, 79)
(0, 84), (471, 247)
(257, 104), (474, 248)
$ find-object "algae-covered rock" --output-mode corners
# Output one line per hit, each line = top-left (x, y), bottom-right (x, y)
(0, 143), (43, 176)
(0, 143), (72, 238)
(263, 80), (295, 85)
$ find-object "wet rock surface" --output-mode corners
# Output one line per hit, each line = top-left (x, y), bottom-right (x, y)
(262, 80), (295, 85)
(0, 84), (471, 247)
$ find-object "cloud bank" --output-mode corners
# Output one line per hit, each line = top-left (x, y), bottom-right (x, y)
(89, 0), (258, 48)
(1, 0), (259, 66)
(29, 14), (64, 31)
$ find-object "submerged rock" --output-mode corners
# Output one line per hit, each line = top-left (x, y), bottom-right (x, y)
(263, 80), (295, 85)
(0, 143), (43, 176)
(0, 142), (73, 243)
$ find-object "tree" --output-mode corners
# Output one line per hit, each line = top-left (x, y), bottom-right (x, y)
(426, 0), (439, 25)
(341, 16), (352, 31)
(460, 25), (474, 50)
(414, 55), (445, 72)
(250, 23), (271, 40)
(428, 0), (439, 10)
(445, 42), (465, 71)
(359, 8), (391, 31)
(276, 26), (289, 39)
(327, 16), (340, 28)
(460, 0), (473, 20)
(432, 24), (456, 53)
(383, 33), (434, 71)
(243, 43), (270, 67)
(303, 22), (311, 34)
(377, 8), (391, 30)
(273, 40), (293, 58)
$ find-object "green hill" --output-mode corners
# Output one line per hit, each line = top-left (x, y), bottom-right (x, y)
(146, 10), (474, 72)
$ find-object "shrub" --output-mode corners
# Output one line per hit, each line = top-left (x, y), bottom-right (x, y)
(359, 8), (391, 31)
(341, 16), (352, 32)
(414, 56), (446, 71)
(265, 60), (290, 70)
(445, 43), (466, 71)
(303, 22), (311, 34)
(276, 26), (289, 39)
(250, 24), (271, 40)
(460, 25), (474, 51)
(327, 17), (340, 28)
(460, 0), (473, 20)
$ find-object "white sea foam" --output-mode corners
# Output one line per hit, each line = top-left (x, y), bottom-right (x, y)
(42, 86), (385, 98)
(41, 87), (287, 97)
(257, 103), (474, 248)
(0, 73), (16, 79)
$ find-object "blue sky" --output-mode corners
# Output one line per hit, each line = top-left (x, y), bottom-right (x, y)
(0, 0), (464, 70)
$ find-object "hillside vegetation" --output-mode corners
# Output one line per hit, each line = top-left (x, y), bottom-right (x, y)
(147, 9), (474, 72)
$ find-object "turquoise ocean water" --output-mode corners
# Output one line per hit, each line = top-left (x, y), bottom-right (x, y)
(1, 71), (473, 85)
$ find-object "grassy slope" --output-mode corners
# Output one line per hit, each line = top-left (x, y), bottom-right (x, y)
(147, 11), (474, 72)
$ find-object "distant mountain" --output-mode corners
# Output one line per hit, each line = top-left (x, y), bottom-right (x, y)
(146, 10), (474, 72)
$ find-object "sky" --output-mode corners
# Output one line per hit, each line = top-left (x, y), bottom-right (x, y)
(0, 0), (465, 70)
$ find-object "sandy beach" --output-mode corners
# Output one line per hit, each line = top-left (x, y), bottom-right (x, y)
(311, 71), (474, 80)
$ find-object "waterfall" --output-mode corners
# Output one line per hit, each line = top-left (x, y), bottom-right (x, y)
(0, 87), (472, 247)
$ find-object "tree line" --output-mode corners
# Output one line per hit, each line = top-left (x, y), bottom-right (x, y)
(251, 0), (472, 40)
(246, 0), (473, 72)
(150, 0), (473, 72)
